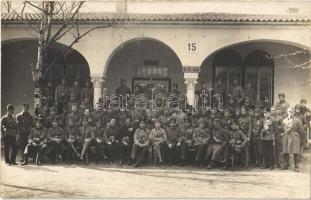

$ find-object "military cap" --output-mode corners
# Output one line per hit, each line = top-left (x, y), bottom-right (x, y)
(198, 118), (205, 124)
(7, 104), (14, 110)
(278, 93), (285, 97)
(294, 104), (301, 110)
(50, 106), (57, 112)
(300, 98), (307, 103)
(22, 103), (29, 108)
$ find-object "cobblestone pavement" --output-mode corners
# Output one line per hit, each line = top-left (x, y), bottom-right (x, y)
(1, 152), (310, 198)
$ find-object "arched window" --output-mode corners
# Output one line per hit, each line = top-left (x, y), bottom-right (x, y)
(245, 50), (274, 103)
(213, 49), (243, 93)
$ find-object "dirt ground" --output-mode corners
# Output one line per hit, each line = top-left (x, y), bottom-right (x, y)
(1, 152), (310, 199)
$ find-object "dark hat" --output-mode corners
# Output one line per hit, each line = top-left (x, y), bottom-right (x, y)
(294, 104), (301, 110)
(300, 98), (307, 103)
(278, 93), (285, 97)
(198, 118), (205, 124)
(50, 106), (57, 112)
(7, 104), (14, 110)
(22, 103), (29, 108)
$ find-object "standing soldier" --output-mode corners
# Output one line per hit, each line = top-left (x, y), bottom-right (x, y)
(55, 79), (70, 114)
(230, 78), (245, 107)
(149, 120), (167, 166)
(16, 104), (34, 163)
(238, 107), (252, 167)
(80, 80), (94, 105)
(221, 109), (234, 130)
(261, 111), (275, 170)
(206, 118), (229, 169)
(281, 108), (304, 172)
(1, 104), (19, 165)
(131, 120), (150, 167)
(275, 93), (290, 119)
(66, 104), (82, 127)
(42, 81), (55, 107)
(293, 104), (307, 161)
(45, 106), (58, 129)
(224, 121), (249, 169)
(193, 118), (211, 168)
(250, 108), (263, 167)
(47, 117), (66, 163)
(177, 119), (195, 165)
(93, 119), (106, 164)
(271, 106), (283, 168)
(22, 117), (47, 165)
(244, 82), (256, 105)
(69, 80), (81, 102)
(115, 78), (131, 100)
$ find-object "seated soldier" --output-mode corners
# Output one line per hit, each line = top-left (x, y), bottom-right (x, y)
(104, 118), (120, 163)
(177, 119), (195, 165)
(206, 118), (229, 169)
(64, 118), (82, 164)
(164, 119), (179, 165)
(66, 103), (82, 127)
(93, 119), (107, 163)
(224, 121), (249, 169)
(47, 117), (66, 163)
(250, 108), (264, 167)
(149, 120), (167, 166)
(45, 106), (58, 129)
(79, 117), (96, 162)
(118, 118), (136, 165)
(22, 117), (48, 165)
(131, 120), (150, 167)
(193, 118), (211, 167)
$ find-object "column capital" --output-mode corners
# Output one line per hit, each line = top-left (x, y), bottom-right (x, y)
(182, 66), (200, 73)
(91, 75), (105, 88)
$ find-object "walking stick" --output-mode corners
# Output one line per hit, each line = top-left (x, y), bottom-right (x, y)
(70, 143), (80, 157)
(35, 152), (39, 165)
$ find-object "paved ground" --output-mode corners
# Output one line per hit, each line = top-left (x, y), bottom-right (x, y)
(1, 152), (310, 199)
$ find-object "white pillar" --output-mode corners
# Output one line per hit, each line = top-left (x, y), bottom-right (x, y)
(91, 75), (104, 106)
(184, 72), (198, 106)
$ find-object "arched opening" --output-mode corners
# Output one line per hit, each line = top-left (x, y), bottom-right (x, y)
(105, 38), (184, 97)
(199, 41), (310, 106)
(245, 50), (274, 103)
(1, 40), (90, 115)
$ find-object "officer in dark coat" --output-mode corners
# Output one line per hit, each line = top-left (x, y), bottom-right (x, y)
(47, 117), (66, 163)
(118, 118), (136, 165)
(275, 93), (290, 119)
(22, 116), (47, 165)
(104, 118), (120, 162)
(224, 121), (249, 169)
(206, 118), (229, 169)
(16, 104), (34, 163)
(1, 104), (19, 165)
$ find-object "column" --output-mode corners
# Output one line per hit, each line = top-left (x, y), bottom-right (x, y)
(183, 68), (199, 106)
(91, 75), (105, 106)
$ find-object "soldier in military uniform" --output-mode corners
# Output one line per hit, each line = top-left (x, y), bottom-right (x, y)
(206, 118), (229, 169)
(221, 109), (234, 130)
(64, 118), (81, 164)
(270, 106), (283, 168)
(193, 118), (211, 167)
(149, 120), (167, 166)
(69, 80), (81, 102)
(47, 117), (66, 163)
(93, 119), (107, 163)
(131, 120), (150, 167)
(22, 117), (47, 165)
(55, 79), (70, 114)
(250, 108), (263, 167)
(244, 82), (256, 105)
(79, 117), (95, 161)
(42, 81), (55, 107)
(224, 121), (249, 169)
(45, 106), (58, 129)
(164, 119), (179, 165)
(1, 104), (19, 165)
(281, 108), (304, 172)
(261, 111), (275, 170)
(66, 104), (82, 127)
(275, 93), (290, 119)
(67, 93), (80, 112)
(118, 118), (136, 165)
(16, 104), (34, 163)
(177, 119), (195, 165)
(195, 81), (211, 110)
(81, 80), (94, 104)
(230, 78), (245, 107)
(103, 118), (120, 163)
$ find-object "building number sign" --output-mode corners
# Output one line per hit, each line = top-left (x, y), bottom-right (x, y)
(186, 42), (198, 53)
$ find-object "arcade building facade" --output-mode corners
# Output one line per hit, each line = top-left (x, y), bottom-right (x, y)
(1, 12), (311, 114)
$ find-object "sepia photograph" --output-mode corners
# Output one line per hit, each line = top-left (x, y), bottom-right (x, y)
(0, 0), (311, 199)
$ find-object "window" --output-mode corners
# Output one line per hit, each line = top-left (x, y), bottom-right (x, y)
(136, 65), (168, 78)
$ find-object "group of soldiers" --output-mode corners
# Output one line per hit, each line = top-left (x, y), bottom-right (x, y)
(1, 78), (310, 172)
